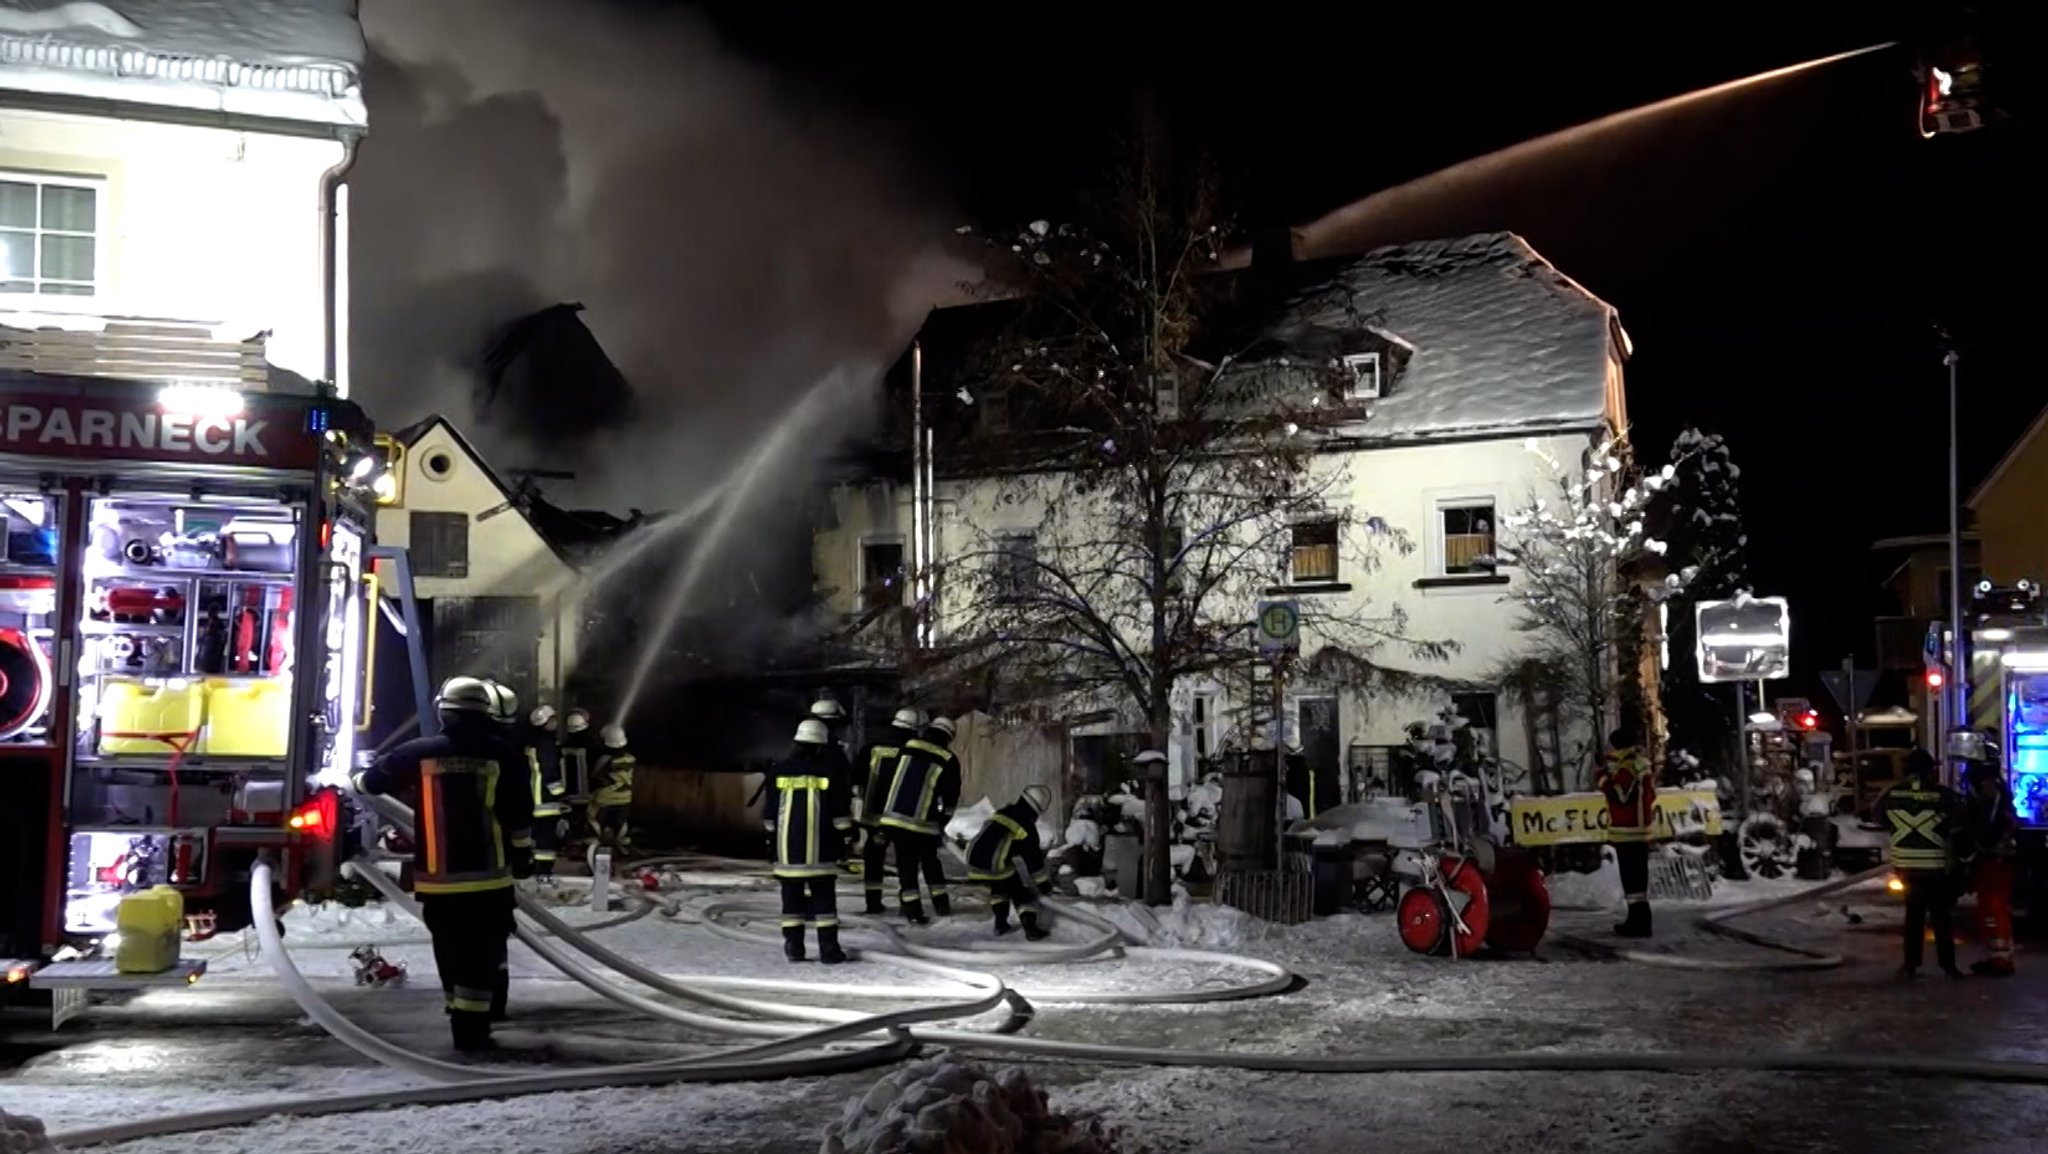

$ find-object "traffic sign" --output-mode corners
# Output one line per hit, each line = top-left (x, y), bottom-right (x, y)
(1819, 667), (1877, 714)
(1256, 600), (1300, 655)
(1695, 596), (1791, 683)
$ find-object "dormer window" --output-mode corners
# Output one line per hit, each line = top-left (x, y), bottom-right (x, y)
(1341, 352), (1381, 401)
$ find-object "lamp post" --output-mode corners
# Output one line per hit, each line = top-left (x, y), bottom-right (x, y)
(1945, 338), (1967, 756)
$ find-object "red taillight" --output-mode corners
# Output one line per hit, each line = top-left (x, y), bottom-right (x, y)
(288, 789), (339, 841)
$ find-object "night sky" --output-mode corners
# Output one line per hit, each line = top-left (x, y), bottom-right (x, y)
(682, 1), (2038, 713)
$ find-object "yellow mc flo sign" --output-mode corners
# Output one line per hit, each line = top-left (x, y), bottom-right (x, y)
(1508, 790), (1724, 848)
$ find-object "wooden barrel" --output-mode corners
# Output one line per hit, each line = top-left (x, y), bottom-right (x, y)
(1218, 751), (1278, 869)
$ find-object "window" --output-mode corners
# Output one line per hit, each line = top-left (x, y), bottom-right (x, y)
(1450, 691), (1500, 756)
(991, 533), (1038, 600)
(410, 511), (470, 579)
(1291, 520), (1339, 583)
(859, 538), (905, 614)
(0, 174), (101, 297)
(1340, 352), (1381, 400)
(1439, 502), (1496, 575)
(1192, 692), (1215, 760)
(1154, 372), (1181, 420)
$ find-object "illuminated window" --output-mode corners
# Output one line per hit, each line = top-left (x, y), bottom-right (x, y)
(0, 174), (102, 297)
(1291, 520), (1339, 583)
(1439, 502), (1496, 575)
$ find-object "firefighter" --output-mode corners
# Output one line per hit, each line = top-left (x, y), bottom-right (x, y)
(1596, 724), (1655, 939)
(479, 680), (527, 1021)
(856, 708), (923, 915)
(1284, 742), (1340, 819)
(587, 724), (636, 863)
(808, 694), (856, 869)
(1958, 731), (2016, 976)
(765, 718), (853, 963)
(558, 708), (594, 803)
(965, 785), (1053, 940)
(351, 675), (533, 1052)
(1882, 748), (1963, 979)
(523, 704), (568, 881)
(875, 715), (962, 924)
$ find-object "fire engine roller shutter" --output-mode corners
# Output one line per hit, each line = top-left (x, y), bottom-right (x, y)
(0, 755), (54, 956)
(424, 596), (542, 710)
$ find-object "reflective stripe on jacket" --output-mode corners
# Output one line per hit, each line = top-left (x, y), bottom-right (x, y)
(878, 739), (960, 835)
(1884, 778), (1958, 873)
(765, 748), (854, 878)
(965, 800), (1047, 885)
(856, 731), (914, 827)
(354, 726), (533, 895)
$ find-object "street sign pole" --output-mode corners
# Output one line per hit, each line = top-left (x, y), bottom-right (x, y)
(1255, 601), (1301, 871)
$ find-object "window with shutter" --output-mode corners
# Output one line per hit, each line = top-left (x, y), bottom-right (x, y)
(410, 511), (471, 578)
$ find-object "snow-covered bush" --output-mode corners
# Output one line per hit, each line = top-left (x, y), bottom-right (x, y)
(0, 1111), (59, 1154)
(822, 1052), (1134, 1154)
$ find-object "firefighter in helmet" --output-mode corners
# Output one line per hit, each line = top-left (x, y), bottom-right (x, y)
(1882, 747), (1963, 979)
(807, 694), (856, 869)
(522, 704), (567, 881)
(352, 675), (533, 1052)
(856, 707), (923, 915)
(965, 784), (1053, 940)
(875, 715), (961, 924)
(1957, 729), (2016, 976)
(765, 718), (854, 963)
(587, 723), (636, 863)
(1595, 723), (1655, 939)
(480, 680), (528, 1020)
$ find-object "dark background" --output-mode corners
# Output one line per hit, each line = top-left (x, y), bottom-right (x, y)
(668, 2), (2039, 714)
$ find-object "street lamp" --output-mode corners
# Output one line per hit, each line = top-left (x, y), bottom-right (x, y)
(1944, 337), (1967, 751)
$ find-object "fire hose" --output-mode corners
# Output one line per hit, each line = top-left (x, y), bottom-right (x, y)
(49, 827), (2048, 1148)
(1548, 865), (1889, 971)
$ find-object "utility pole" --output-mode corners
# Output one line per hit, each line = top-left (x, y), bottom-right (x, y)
(1945, 337), (1967, 764)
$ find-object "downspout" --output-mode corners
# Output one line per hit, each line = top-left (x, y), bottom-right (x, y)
(320, 130), (364, 394)
(910, 341), (926, 647)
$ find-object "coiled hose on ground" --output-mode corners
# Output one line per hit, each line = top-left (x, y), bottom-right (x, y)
(49, 827), (2048, 1149)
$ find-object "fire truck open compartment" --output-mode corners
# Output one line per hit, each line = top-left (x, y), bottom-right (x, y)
(0, 490), (60, 743)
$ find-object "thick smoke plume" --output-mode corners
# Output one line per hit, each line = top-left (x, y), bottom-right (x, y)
(350, 0), (965, 509)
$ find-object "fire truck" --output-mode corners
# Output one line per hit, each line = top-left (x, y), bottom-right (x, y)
(0, 365), (384, 1015)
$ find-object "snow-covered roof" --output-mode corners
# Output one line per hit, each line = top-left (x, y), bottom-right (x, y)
(0, 1), (364, 128)
(1266, 232), (1625, 442)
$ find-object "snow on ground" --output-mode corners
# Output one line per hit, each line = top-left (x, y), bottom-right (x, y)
(821, 1053), (1128, 1154)
(2, 867), (2033, 1154)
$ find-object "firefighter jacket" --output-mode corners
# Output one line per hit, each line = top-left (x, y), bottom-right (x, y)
(1962, 780), (2016, 862)
(523, 722), (567, 818)
(876, 738), (961, 836)
(353, 719), (534, 896)
(589, 750), (636, 810)
(1882, 775), (1959, 874)
(764, 745), (854, 878)
(1595, 747), (1657, 842)
(856, 727), (918, 828)
(965, 798), (1048, 886)
(1284, 752), (1341, 819)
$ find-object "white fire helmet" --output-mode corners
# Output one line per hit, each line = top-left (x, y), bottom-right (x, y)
(530, 704), (558, 729)
(485, 681), (519, 725)
(434, 675), (494, 717)
(1021, 785), (1052, 814)
(1133, 749), (1168, 766)
(810, 696), (846, 721)
(796, 718), (831, 745)
(891, 707), (923, 731)
(600, 723), (628, 750)
(564, 709), (591, 735)
(926, 716), (956, 739)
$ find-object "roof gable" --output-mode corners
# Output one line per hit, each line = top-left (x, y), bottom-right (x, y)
(393, 414), (579, 569)
(1968, 404), (2048, 511)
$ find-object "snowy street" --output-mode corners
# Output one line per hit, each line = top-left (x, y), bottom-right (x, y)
(6, 869), (2047, 1154)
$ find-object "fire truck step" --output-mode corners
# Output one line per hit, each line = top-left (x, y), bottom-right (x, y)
(29, 959), (206, 990)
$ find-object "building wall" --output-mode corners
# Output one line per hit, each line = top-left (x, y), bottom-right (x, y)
(819, 430), (1603, 790)
(0, 108), (343, 383)
(1975, 436), (2048, 588)
(372, 423), (583, 695)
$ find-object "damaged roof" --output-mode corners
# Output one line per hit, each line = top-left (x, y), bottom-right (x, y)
(389, 414), (592, 569)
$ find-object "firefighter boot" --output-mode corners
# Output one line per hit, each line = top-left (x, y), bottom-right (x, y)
(931, 893), (953, 918)
(865, 889), (886, 916)
(993, 908), (1015, 936)
(1020, 909), (1050, 942)
(451, 1012), (496, 1054)
(1614, 902), (1652, 939)
(817, 925), (847, 966)
(782, 925), (807, 963)
(490, 964), (510, 1022)
(901, 898), (930, 926)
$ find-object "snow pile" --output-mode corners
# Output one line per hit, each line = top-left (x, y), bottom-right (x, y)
(1543, 849), (1622, 910)
(281, 897), (405, 944)
(0, 1110), (59, 1154)
(1299, 799), (1429, 846)
(1063, 816), (1102, 852)
(821, 1052), (1131, 1154)
(1086, 894), (1265, 950)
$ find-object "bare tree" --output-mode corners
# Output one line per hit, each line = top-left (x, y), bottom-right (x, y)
(1491, 437), (1701, 788)
(931, 107), (1451, 899)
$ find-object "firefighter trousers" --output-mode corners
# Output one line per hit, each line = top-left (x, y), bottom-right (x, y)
(1612, 838), (1651, 904)
(532, 809), (565, 877)
(986, 875), (1040, 925)
(1975, 856), (2016, 968)
(779, 875), (839, 932)
(420, 888), (515, 1048)
(892, 830), (948, 911)
(1901, 870), (1959, 973)
(591, 805), (631, 854)
(860, 826), (890, 902)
